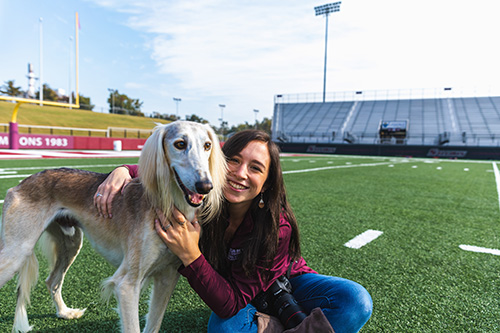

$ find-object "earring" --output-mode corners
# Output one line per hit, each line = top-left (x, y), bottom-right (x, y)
(258, 192), (265, 209)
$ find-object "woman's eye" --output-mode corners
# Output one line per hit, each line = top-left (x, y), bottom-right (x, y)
(204, 142), (212, 151)
(174, 140), (186, 150)
(251, 166), (262, 172)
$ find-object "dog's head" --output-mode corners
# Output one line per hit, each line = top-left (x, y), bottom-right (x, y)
(139, 121), (226, 222)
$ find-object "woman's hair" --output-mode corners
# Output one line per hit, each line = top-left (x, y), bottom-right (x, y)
(200, 130), (301, 281)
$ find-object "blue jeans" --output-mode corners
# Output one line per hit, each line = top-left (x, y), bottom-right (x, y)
(207, 274), (372, 333)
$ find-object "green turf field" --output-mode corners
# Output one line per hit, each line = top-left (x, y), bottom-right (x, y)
(1, 155), (499, 332)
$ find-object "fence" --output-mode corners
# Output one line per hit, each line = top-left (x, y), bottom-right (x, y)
(0, 124), (154, 139)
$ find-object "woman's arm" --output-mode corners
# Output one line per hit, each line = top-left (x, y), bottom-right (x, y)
(154, 209), (294, 318)
(94, 165), (136, 218)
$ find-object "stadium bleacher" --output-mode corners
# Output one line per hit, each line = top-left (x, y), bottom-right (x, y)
(272, 90), (500, 148)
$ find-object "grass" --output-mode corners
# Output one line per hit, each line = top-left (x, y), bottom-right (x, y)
(1, 155), (500, 332)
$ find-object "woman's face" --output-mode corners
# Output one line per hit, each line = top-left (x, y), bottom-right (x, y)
(224, 140), (270, 208)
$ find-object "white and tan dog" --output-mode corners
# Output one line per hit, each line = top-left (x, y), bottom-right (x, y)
(0, 121), (226, 332)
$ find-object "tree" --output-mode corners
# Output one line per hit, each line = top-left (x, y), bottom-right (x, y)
(224, 117), (272, 136)
(256, 117), (272, 133)
(185, 114), (209, 124)
(35, 83), (59, 102)
(107, 90), (144, 117)
(0, 80), (23, 97)
(77, 94), (94, 110)
(150, 113), (179, 121)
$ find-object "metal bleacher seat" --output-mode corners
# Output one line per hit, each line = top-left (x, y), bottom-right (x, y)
(273, 92), (500, 147)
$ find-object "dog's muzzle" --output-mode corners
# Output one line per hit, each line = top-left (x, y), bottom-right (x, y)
(174, 170), (212, 207)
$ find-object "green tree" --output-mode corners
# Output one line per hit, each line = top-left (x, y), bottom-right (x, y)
(0, 80), (23, 97)
(186, 114), (209, 124)
(77, 94), (94, 110)
(224, 117), (272, 135)
(107, 90), (144, 117)
(35, 83), (59, 102)
(150, 113), (179, 121)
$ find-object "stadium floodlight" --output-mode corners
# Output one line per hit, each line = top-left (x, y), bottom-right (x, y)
(314, 2), (341, 103)
(253, 109), (259, 128)
(314, 2), (341, 16)
(173, 97), (182, 118)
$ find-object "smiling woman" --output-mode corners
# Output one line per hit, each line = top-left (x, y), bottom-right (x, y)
(96, 129), (373, 332)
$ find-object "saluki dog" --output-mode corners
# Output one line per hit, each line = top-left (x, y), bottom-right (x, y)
(0, 121), (226, 332)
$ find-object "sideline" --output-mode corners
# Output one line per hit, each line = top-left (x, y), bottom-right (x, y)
(0, 149), (141, 159)
(492, 162), (500, 212)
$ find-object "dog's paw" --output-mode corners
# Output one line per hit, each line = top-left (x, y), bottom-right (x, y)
(57, 307), (87, 320)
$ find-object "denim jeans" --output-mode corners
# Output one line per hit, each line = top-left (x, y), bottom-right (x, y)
(207, 273), (373, 333)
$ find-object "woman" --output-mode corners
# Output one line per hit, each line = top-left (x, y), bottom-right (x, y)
(95, 130), (372, 332)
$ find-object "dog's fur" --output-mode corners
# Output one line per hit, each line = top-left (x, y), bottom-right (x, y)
(0, 121), (226, 332)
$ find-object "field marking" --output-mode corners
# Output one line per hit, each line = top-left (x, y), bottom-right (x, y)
(0, 200), (3, 204)
(492, 162), (500, 212)
(0, 174), (39, 179)
(344, 230), (383, 249)
(0, 164), (122, 179)
(283, 162), (392, 174)
(459, 244), (500, 256)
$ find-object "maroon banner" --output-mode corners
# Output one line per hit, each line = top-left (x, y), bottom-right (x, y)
(0, 133), (146, 150)
(0, 133), (74, 149)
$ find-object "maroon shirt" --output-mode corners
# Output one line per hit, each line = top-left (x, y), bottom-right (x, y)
(122, 164), (316, 318)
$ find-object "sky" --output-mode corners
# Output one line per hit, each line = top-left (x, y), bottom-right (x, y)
(1, 0), (500, 127)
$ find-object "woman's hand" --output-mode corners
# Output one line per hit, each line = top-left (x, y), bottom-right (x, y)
(154, 207), (202, 267)
(94, 166), (132, 218)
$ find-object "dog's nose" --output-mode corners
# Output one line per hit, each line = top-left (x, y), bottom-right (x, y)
(195, 180), (213, 194)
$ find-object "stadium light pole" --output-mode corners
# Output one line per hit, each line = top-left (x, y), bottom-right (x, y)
(173, 97), (181, 119)
(315, 2), (341, 103)
(39, 17), (43, 106)
(218, 104), (226, 139)
(253, 109), (259, 128)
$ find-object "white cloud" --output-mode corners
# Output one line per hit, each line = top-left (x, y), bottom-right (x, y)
(85, 0), (500, 125)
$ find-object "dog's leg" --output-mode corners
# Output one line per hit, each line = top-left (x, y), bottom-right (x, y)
(102, 263), (142, 333)
(116, 276), (142, 332)
(42, 221), (86, 320)
(143, 267), (181, 333)
(0, 206), (44, 332)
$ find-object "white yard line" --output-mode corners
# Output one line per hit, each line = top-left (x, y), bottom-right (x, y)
(283, 162), (392, 175)
(344, 230), (383, 249)
(492, 162), (500, 212)
(0, 164), (122, 179)
(0, 164), (122, 172)
(0, 174), (39, 179)
(459, 244), (500, 256)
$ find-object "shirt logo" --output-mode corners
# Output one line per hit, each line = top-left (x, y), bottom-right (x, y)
(228, 248), (242, 261)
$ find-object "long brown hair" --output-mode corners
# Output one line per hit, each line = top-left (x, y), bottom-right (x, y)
(200, 130), (301, 281)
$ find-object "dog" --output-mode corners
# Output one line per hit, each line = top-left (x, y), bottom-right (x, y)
(0, 121), (227, 332)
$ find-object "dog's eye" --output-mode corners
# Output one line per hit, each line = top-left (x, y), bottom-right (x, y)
(174, 140), (186, 150)
(204, 142), (212, 151)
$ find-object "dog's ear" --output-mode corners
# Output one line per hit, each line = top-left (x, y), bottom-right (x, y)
(202, 124), (227, 222)
(139, 124), (172, 212)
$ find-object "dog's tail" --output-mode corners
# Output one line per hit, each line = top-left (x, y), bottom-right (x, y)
(13, 252), (39, 333)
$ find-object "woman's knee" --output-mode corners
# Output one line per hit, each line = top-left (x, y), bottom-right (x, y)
(335, 280), (373, 328)
(207, 304), (258, 333)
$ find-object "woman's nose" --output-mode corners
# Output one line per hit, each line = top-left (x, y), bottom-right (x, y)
(232, 164), (247, 179)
